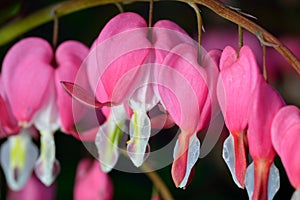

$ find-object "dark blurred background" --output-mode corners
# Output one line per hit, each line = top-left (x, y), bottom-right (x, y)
(0, 0), (300, 199)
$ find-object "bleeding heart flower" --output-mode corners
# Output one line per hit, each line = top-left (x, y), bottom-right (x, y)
(158, 43), (220, 188)
(63, 12), (193, 171)
(1, 37), (89, 187)
(74, 159), (113, 200)
(271, 105), (300, 199)
(245, 76), (285, 200)
(217, 45), (260, 188)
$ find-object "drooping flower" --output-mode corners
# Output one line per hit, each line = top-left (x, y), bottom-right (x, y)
(158, 43), (220, 188)
(217, 45), (260, 188)
(63, 12), (194, 172)
(245, 76), (285, 200)
(6, 173), (56, 200)
(271, 105), (300, 199)
(1, 68), (39, 191)
(74, 159), (113, 200)
(1, 37), (89, 187)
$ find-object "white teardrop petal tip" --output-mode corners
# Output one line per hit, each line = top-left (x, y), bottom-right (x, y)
(222, 134), (242, 188)
(178, 134), (200, 188)
(0, 133), (38, 191)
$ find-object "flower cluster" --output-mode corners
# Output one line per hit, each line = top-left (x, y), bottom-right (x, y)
(0, 11), (299, 200)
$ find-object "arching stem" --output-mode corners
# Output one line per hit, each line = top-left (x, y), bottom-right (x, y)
(0, 0), (300, 74)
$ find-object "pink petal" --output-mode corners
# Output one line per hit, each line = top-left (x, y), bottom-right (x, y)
(158, 43), (208, 132)
(55, 41), (92, 135)
(74, 159), (113, 200)
(0, 76), (19, 136)
(271, 105), (300, 155)
(217, 45), (260, 132)
(198, 49), (220, 129)
(247, 77), (285, 160)
(95, 12), (147, 44)
(85, 13), (151, 104)
(280, 124), (300, 189)
(2, 37), (54, 124)
(153, 20), (192, 63)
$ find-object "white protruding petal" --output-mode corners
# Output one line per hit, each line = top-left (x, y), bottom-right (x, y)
(177, 134), (200, 188)
(0, 129), (38, 190)
(267, 163), (280, 200)
(34, 131), (60, 186)
(245, 162), (255, 199)
(33, 81), (60, 133)
(222, 134), (243, 188)
(291, 189), (300, 200)
(95, 105), (128, 172)
(95, 120), (122, 172)
(245, 162), (280, 200)
(128, 65), (159, 112)
(127, 110), (151, 167)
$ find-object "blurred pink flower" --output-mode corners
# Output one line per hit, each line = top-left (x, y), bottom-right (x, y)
(74, 159), (113, 200)
(6, 173), (56, 200)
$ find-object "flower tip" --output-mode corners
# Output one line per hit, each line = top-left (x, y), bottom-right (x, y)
(34, 159), (60, 186)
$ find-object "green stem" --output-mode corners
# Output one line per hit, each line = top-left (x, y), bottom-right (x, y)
(51, 8), (59, 49)
(0, 0), (300, 74)
(238, 25), (243, 53)
(189, 3), (202, 63)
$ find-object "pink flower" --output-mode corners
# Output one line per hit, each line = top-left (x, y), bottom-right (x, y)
(6, 173), (56, 200)
(271, 105), (300, 198)
(246, 76), (285, 200)
(63, 12), (193, 172)
(74, 159), (113, 200)
(158, 44), (220, 188)
(1, 37), (89, 187)
(217, 45), (260, 188)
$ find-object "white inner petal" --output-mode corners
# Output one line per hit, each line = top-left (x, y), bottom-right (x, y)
(95, 105), (127, 172)
(33, 81), (60, 132)
(178, 134), (200, 188)
(34, 130), (59, 186)
(268, 163), (280, 200)
(127, 110), (151, 167)
(0, 129), (38, 190)
(245, 162), (254, 199)
(245, 162), (280, 200)
(222, 134), (243, 188)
